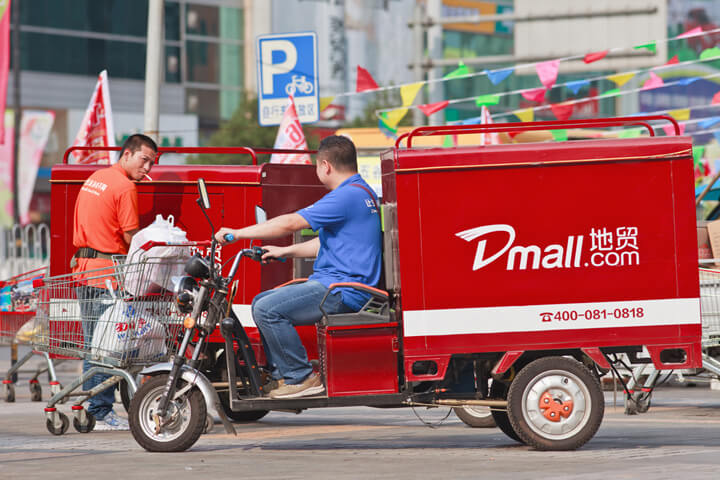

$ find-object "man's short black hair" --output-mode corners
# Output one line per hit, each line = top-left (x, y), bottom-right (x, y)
(119, 133), (158, 158)
(317, 135), (357, 172)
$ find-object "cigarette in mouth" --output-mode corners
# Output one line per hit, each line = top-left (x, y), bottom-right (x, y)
(144, 174), (153, 181)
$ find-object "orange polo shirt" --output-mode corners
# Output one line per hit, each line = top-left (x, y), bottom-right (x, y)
(72, 163), (139, 284)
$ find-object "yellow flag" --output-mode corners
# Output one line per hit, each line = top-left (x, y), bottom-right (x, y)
(384, 108), (409, 128)
(607, 72), (636, 87)
(320, 96), (335, 112)
(400, 82), (424, 107)
(668, 108), (690, 121)
(514, 108), (534, 123)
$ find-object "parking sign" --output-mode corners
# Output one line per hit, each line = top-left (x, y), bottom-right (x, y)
(256, 32), (319, 126)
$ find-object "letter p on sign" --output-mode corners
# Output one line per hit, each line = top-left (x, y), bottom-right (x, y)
(256, 32), (319, 126)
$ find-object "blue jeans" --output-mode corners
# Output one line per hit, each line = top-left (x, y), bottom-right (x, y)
(252, 280), (353, 385)
(76, 286), (115, 419)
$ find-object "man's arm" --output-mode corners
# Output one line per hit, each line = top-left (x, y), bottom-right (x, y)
(261, 237), (319, 261)
(123, 228), (138, 246)
(215, 213), (310, 245)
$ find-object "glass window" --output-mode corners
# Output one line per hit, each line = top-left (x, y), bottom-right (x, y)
(165, 2), (181, 41)
(186, 41), (242, 86)
(166, 46), (181, 83)
(186, 4), (242, 41)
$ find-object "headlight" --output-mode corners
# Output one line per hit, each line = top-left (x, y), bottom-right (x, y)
(185, 254), (210, 279)
(174, 275), (199, 314)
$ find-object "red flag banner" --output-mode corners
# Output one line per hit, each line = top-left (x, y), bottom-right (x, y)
(270, 96), (312, 164)
(479, 106), (499, 145)
(71, 70), (116, 164)
(356, 65), (379, 92)
(0, 0), (11, 144)
(418, 100), (449, 116)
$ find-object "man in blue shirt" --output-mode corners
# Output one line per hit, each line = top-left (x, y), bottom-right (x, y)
(216, 136), (381, 399)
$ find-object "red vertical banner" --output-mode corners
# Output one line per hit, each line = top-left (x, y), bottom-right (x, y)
(270, 96), (312, 164)
(70, 70), (116, 164)
(0, 0), (11, 144)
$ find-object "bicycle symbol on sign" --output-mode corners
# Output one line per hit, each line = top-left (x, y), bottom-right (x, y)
(285, 75), (314, 96)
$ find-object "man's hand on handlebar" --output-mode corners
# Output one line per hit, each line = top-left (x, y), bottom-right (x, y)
(215, 227), (238, 245)
(260, 245), (289, 263)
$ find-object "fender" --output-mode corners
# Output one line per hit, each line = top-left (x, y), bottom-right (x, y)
(140, 363), (236, 435)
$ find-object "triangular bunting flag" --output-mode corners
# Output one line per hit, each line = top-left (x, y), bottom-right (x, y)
(475, 94), (500, 107)
(607, 72), (635, 87)
(536, 59), (560, 89)
(699, 117), (720, 129)
(418, 100), (449, 116)
(601, 88), (620, 97)
(565, 79), (590, 95)
(378, 115), (397, 138)
(521, 87), (546, 103)
(550, 102), (574, 121)
(663, 123), (686, 136)
(444, 62), (469, 79)
(270, 96), (312, 164)
(400, 82), (424, 107)
(583, 50), (608, 64)
(442, 135), (455, 147)
(383, 108), (408, 129)
(700, 47), (720, 60)
(550, 130), (568, 142)
(514, 108), (534, 123)
(634, 42), (657, 54)
(713, 91), (720, 104)
(693, 145), (705, 166)
(642, 72), (664, 90)
(486, 67), (514, 85)
(714, 131), (720, 144)
(356, 65), (379, 92)
(678, 77), (699, 86)
(677, 26), (703, 39)
(320, 96), (335, 112)
(668, 108), (690, 121)
(664, 55), (679, 66)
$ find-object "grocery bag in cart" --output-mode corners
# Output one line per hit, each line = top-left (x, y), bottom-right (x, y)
(123, 215), (191, 295)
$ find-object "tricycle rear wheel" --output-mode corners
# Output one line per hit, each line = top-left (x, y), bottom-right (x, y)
(507, 356), (604, 451)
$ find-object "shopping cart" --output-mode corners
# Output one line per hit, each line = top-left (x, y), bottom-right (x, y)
(1, 267), (62, 403)
(34, 243), (192, 434)
(623, 266), (720, 414)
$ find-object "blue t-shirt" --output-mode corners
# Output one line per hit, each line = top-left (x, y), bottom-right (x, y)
(297, 174), (382, 311)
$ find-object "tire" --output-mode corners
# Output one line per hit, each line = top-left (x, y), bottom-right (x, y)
(454, 406), (496, 428)
(507, 356), (604, 451)
(119, 379), (132, 414)
(3, 383), (15, 403)
(129, 374), (207, 452)
(489, 380), (523, 443)
(30, 382), (42, 402)
(73, 411), (96, 433)
(46, 412), (69, 435)
(218, 391), (269, 422)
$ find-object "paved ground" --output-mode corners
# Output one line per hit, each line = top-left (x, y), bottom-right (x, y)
(2, 347), (720, 479)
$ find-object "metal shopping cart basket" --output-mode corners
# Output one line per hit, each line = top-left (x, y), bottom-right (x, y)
(35, 243), (191, 435)
(1, 267), (62, 403)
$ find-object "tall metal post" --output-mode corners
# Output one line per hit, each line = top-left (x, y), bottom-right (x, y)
(411, 2), (425, 127)
(11, 0), (20, 226)
(144, 0), (164, 142)
(426, 0), (443, 126)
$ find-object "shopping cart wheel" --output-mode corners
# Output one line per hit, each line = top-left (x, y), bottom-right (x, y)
(73, 410), (96, 433)
(29, 382), (42, 402)
(3, 383), (15, 403)
(46, 412), (70, 436)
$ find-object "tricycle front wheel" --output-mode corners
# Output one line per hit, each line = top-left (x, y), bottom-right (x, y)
(128, 374), (206, 452)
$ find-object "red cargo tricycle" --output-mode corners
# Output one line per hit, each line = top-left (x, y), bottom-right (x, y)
(115, 117), (702, 452)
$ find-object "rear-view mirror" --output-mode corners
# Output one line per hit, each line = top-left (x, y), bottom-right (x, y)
(255, 205), (267, 224)
(197, 178), (211, 209)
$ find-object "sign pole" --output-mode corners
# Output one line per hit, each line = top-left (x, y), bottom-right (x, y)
(11, 0), (20, 225)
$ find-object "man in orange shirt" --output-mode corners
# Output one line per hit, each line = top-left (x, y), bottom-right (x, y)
(72, 134), (157, 430)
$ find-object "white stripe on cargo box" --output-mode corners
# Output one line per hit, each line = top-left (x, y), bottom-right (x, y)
(403, 298), (701, 337)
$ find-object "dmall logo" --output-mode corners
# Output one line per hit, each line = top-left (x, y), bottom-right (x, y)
(456, 224), (639, 271)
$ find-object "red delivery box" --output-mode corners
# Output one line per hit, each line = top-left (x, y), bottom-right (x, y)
(382, 121), (701, 380)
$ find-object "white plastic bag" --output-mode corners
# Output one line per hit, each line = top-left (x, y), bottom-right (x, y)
(124, 215), (190, 295)
(90, 299), (168, 360)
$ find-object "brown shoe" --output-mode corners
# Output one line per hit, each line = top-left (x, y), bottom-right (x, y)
(269, 373), (324, 399)
(263, 378), (284, 396)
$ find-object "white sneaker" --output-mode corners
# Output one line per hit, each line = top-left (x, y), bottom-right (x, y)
(94, 410), (129, 431)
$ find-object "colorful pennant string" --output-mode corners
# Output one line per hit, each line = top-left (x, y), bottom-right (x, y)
(700, 47), (720, 60)
(565, 79), (590, 95)
(486, 67), (514, 85)
(677, 26), (703, 39)
(668, 108), (690, 121)
(536, 60), (560, 89)
(550, 102), (574, 121)
(418, 101), (449, 116)
(475, 94), (500, 107)
(400, 82), (424, 107)
(356, 66), (379, 92)
(663, 123), (686, 136)
(642, 72), (664, 90)
(634, 42), (657, 54)
(521, 88), (546, 103)
(583, 51), (608, 64)
(444, 62), (470, 79)
(513, 108), (534, 122)
(607, 72), (636, 87)
(550, 130), (568, 142)
(699, 117), (720, 129)
(320, 96), (335, 112)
